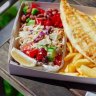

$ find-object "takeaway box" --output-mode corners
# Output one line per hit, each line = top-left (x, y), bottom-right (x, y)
(8, 1), (96, 85)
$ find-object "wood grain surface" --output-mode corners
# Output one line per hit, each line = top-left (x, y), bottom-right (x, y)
(73, 0), (96, 7)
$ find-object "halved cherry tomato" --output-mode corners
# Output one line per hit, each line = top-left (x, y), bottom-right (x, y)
(36, 48), (47, 61)
(54, 55), (62, 66)
(51, 13), (63, 28)
(44, 19), (52, 26)
(36, 54), (44, 61)
(24, 49), (38, 58)
(59, 22), (63, 28)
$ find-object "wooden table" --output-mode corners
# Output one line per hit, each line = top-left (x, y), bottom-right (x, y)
(0, 0), (96, 96)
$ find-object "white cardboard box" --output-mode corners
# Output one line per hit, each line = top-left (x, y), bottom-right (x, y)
(9, 1), (96, 85)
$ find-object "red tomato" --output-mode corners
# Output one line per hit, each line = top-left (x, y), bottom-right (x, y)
(51, 13), (63, 28)
(36, 54), (44, 61)
(40, 48), (47, 57)
(38, 8), (45, 14)
(54, 55), (62, 66)
(36, 48), (47, 61)
(31, 3), (39, 8)
(54, 21), (59, 27)
(44, 19), (52, 26)
(59, 22), (63, 28)
(51, 15), (57, 26)
(24, 49), (38, 58)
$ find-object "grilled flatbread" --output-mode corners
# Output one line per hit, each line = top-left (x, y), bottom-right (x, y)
(60, 0), (96, 64)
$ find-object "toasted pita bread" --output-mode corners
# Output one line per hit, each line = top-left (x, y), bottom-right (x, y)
(60, 0), (96, 64)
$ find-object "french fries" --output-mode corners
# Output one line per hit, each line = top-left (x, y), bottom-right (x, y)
(72, 53), (83, 63)
(64, 53), (78, 62)
(65, 64), (76, 73)
(59, 41), (96, 78)
(59, 72), (79, 76)
(66, 42), (73, 53)
(92, 67), (96, 71)
(74, 59), (95, 68)
(79, 65), (96, 78)
(91, 15), (96, 22)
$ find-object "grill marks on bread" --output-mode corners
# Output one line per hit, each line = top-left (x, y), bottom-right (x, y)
(60, 0), (96, 63)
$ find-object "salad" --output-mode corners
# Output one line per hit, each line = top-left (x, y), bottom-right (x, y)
(11, 3), (66, 72)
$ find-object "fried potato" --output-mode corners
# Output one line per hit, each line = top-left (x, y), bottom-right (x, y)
(59, 60), (71, 72)
(79, 65), (96, 78)
(59, 52), (76, 73)
(64, 53), (78, 62)
(92, 67), (96, 71)
(74, 59), (95, 68)
(59, 72), (79, 76)
(60, 41), (96, 78)
(58, 65), (65, 72)
(65, 64), (76, 73)
(78, 75), (88, 77)
(72, 53), (83, 63)
(76, 67), (83, 75)
(91, 15), (96, 22)
(67, 42), (73, 53)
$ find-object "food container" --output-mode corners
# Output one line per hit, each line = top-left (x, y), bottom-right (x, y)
(8, 1), (96, 85)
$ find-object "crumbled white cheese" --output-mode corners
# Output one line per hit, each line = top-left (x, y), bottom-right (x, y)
(43, 65), (60, 72)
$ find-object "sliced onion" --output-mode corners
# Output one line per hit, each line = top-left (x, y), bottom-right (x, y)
(39, 31), (45, 37)
(34, 37), (41, 43)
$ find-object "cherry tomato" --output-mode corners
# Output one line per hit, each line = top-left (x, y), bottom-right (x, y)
(54, 22), (59, 27)
(24, 49), (38, 58)
(36, 54), (44, 61)
(36, 48), (47, 61)
(59, 22), (63, 28)
(31, 3), (39, 8)
(51, 13), (63, 28)
(51, 15), (57, 26)
(38, 8), (45, 14)
(40, 48), (47, 56)
(54, 55), (62, 66)
(44, 19), (52, 26)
